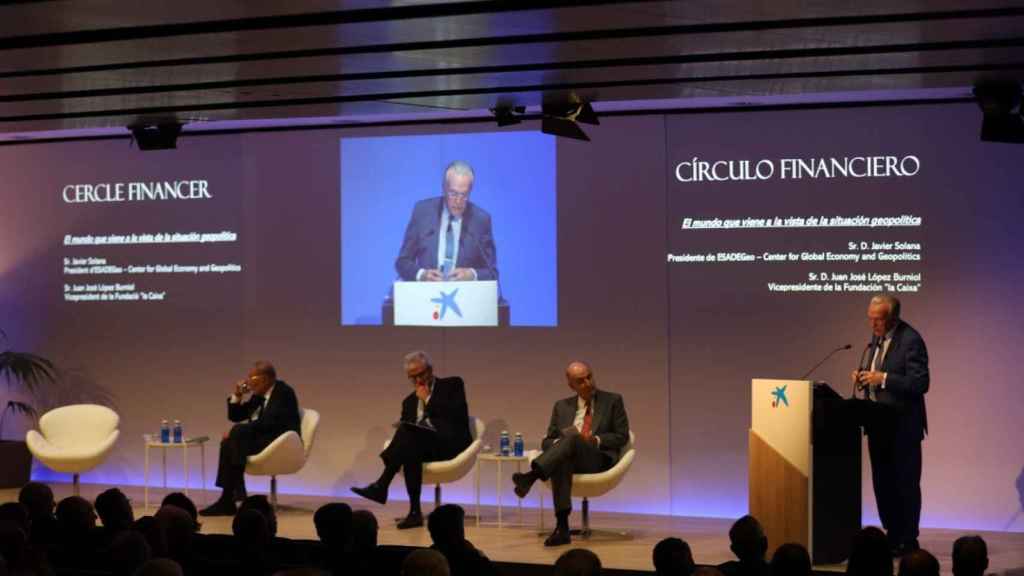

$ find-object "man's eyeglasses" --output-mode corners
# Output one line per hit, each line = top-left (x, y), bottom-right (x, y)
(407, 368), (431, 382)
(445, 191), (469, 200)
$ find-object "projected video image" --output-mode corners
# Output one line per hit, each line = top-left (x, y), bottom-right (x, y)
(340, 131), (557, 327)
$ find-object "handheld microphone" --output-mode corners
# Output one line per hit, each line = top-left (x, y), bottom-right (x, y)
(800, 344), (852, 380)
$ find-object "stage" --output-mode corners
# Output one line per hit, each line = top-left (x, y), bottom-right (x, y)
(3, 483), (1024, 575)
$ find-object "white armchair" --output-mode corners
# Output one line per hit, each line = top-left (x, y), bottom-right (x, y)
(245, 408), (320, 506)
(385, 416), (485, 507)
(532, 430), (636, 537)
(25, 404), (120, 495)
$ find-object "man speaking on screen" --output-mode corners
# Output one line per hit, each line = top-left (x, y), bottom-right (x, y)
(395, 160), (498, 282)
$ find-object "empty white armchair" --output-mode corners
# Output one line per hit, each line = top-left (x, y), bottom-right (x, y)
(245, 408), (320, 505)
(26, 404), (120, 495)
(421, 416), (485, 506)
(533, 430), (637, 537)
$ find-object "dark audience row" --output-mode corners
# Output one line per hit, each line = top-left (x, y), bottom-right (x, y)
(0, 482), (993, 576)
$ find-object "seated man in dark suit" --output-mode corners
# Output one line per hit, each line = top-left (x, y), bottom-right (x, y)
(201, 361), (300, 516)
(353, 350), (472, 529)
(512, 360), (630, 546)
(395, 160), (498, 282)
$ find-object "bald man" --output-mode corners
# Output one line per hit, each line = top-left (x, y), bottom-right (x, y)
(512, 361), (630, 546)
(851, 295), (930, 556)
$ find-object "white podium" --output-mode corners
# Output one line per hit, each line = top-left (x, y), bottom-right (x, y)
(393, 280), (498, 327)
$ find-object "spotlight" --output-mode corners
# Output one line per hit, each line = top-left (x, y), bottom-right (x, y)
(540, 100), (599, 141)
(129, 122), (183, 150)
(491, 106), (525, 127)
(973, 81), (1024, 143)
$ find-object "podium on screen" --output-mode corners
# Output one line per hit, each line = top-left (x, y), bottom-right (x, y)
(392, 280), (499, 327)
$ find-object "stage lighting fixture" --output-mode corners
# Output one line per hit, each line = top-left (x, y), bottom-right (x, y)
(541, 116), (590, 141)
(973, 81), (1024, 143)
(129, 122), (183, 150)
(491, 105), (525, 127)
(540, 100), (599, 141)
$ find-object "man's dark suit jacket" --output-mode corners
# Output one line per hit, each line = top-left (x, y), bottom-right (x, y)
(227, 380), (301, 452)
(395, 197), (497, 281)
(399, 376), (472, 460)
(541, 389), (630, 464)
(871, 320), (930, 441)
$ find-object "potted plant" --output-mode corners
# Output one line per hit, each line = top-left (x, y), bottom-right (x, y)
(0, 329), (56, 488)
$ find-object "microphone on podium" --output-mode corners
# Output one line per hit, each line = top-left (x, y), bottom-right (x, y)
(800, 344), (852, 380)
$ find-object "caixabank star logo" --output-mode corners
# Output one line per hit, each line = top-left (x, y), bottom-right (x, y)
(431, 288), (462, 321)
(771, 385), (789, 408)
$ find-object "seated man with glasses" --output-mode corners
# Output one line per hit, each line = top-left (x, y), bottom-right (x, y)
(353, 350), (472, 529)
(395, 160), (498, 282)
(201, 361), (300, 516)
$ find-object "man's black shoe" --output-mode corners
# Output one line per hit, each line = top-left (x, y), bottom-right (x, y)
(512, 472), (536, 499)
(351, 483), (387, 505)
(396, 512), (424, 530)
(199, 498), (237, 517)
(544, 527), (571, 547)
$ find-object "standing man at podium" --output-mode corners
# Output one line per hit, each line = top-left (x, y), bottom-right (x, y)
(352, 350), (472, 529)
(851, 295), (930, 556)
(394, 160), (498, 282)
(511, 360), (631, 547)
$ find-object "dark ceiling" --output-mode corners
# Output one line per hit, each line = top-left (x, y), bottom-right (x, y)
(1, 0), (1022, 139)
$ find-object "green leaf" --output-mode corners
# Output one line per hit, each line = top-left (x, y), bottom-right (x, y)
(5, 400), (37, 419)
(0, 351), (56, 394)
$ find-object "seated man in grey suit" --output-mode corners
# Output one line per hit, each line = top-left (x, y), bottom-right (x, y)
(512, 360), (630, 546)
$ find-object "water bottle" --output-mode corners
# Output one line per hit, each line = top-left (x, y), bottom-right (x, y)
(513, 432), (524, 457)
(499, 430), (510, 456)
(173, 420), (183, 443)
(160, 420), (170, 443)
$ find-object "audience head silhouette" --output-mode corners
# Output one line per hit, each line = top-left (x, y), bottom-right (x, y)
(402, 548), (450, 576)
(95, 487), (134, 532)
(352, 509), (379, 551)
(239, 495), (278, 537)
(898, 549), (940, 576)
(56, 495), (97, 537)
(313, 502), (353, 548)
(847, 527), (893, 576)
(160, 493), (200, 532)
(17, 482), (54, 518)
(427, 504), (466, 551)
(554, 548), (602, 576)
(729, 515), (768, 563)
(109, 530), (151, 576)
(952, 535), (988, 576)
(770, 543), (811, 576)
(653, 537), (695, 576)
(233, 508), (272, 549)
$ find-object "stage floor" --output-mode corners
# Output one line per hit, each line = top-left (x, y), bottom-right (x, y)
(3, 484), (1023, 575)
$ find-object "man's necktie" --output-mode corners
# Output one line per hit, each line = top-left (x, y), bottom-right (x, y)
(581, 402), (593, 438)
(254, 395), (266, 420)
(444, 219), (455, 268)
